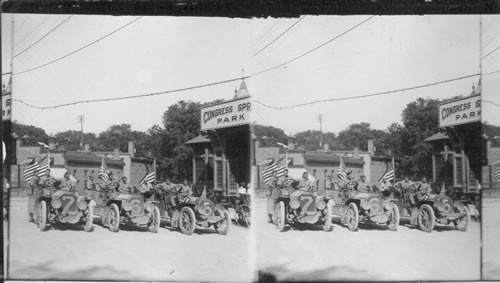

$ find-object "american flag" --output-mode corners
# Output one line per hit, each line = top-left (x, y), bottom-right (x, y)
(23, 160), (40, 182)
(378, 169), (395, 184)
(98, 157), (111, 182)
(494, 167), (500, 184)
(337, 156), (348, 180)
(140, 159), (156, 185)
(261, 156), (285, 183)
(140, 171), (156, 185)
(37, 164), (50, 177)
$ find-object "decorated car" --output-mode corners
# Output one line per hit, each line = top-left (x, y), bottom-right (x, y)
(391, 182), (470, 232)
(28, 178), (94, 232)
(219, 193), (251, 227)
(153, 184), (231, 235)
(88, 183), (160, 233)
(267, 179), (333, 232)
(330, 181), (399, 231)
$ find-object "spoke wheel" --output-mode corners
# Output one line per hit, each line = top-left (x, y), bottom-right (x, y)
(238, 204), (251, 227)
(277, 201), (286, 232)
(418, 204), (435, 233)
(84, 203), (94, 232)
(347, 202), (359, 232)
(387, 204), (400, 231)
(108, 203), (120, 233)
(38, 201), (48, 231)
(215, 209), (231, 235)
(323, 200), (333, 232)
(454, 206), (470, 232)
(179, 206), (196, 235)
(148, 206), (161, 233)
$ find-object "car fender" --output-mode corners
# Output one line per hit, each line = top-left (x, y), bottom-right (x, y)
(106, 200), (122, 211)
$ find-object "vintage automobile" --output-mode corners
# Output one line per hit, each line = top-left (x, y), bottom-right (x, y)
(28, 178), (94, 232)
(267, 179), (333, 232)
(329, 181), (400, 231)
(152, 184), (231, 235)
(391, 182), (470, 232)
(88, 183), (160, 233)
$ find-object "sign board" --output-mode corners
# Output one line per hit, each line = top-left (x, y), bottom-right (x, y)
(439, 95), (480, 128)
(200, 97), (251, 131)
(2, 93), (12, 121)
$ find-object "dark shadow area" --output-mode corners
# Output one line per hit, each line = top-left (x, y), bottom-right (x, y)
(258, 263), (377, 282)
(9, 261), (136, 281)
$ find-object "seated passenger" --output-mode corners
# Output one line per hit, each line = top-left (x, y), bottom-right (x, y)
(60, 172), (77, 192)
(297, 172), (315, 192)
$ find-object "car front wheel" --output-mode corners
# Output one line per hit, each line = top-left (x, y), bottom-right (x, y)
(38, 200), (48, 231)
(418, 204), (435, 233)
(454, 205), (470, 232)
(148, 206), (161, 233)
(179, 206), (196, 235)
(108, 203), (120, 233)
(277, 201), (286, 232)
(347, 202), (359, 232)
(387, 204), (400, 231)
(215, 209), (231, 235)
(323, 200), (333, 232)
(84, 204), (94, 232)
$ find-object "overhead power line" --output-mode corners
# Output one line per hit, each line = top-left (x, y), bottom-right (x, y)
(252, 73), (480, 110)
(14, 17), (142, 75)
(252, 16), (375, 76)
(14, 16), (73, 58)
(482, 45), (500, 60)
(251, 16), (305, 58)
(13, 76), (251, 110)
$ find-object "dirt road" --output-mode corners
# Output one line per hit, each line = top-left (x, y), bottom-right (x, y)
(255, 198), (480, 281)
(5, 198), (253, 282)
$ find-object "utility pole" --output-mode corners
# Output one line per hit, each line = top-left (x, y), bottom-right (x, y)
(77, 114), (85, 148)
(317, 114), (323, 148)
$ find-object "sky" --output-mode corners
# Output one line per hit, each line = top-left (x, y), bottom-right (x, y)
(2, 14), (500, 137)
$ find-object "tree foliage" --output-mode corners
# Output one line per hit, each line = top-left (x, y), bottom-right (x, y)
(11, 121), (49, 145)
(54, 130), (98, 151)
(253, 124), (288, 146)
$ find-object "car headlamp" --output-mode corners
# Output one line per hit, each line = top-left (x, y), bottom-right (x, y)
(316, 200), (326, 210)
(122, 201), (132, 211)
(384, 201), (394, 211)
(145, 203), (155, 212)
(289, 199), (300, 209)
(77, 200), (88, 210)
(51, 199), (62, 209)
(361, 199), (370, 210)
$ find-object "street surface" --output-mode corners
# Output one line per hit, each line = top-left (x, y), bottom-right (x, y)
(5, 198), (253, 282)
(255, 198), (480, 281)
(482, 198), (500, 280)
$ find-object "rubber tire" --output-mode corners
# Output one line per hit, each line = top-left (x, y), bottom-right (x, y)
(277, 201), (286, 232)
(148, 206), (161, 233)
(215, 209), (231, 235)
(238, 204), (251, 227)
(347, 202), (359, 232)
(387, 204), (400, 231)
(108, 203), (120, 233)
(323, 200), (333, 232)
(38, 201), (47, 232)
(418, 204), (435, 233)
(454, 206), (470, 232)
(179, 206), (196, 235)
(84, 204), (94, 232)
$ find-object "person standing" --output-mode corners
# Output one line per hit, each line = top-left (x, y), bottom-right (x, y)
(267, 170), (278, 196)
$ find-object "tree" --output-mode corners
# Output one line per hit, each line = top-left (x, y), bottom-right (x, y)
(336, 122), (378, 151)
(294, 130), (337, 150)
(54, 130), (98, 151)
(253, 124), (288, 146)
(11, 121), (49, 145)
(95, 124), (149, 155)
(398, 97), (441, 178)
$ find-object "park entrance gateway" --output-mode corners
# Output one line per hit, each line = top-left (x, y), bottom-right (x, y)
(186, 81), (251, 197)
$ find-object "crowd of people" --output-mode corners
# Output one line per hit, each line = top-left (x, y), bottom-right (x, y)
(265, 168), (434, 202)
